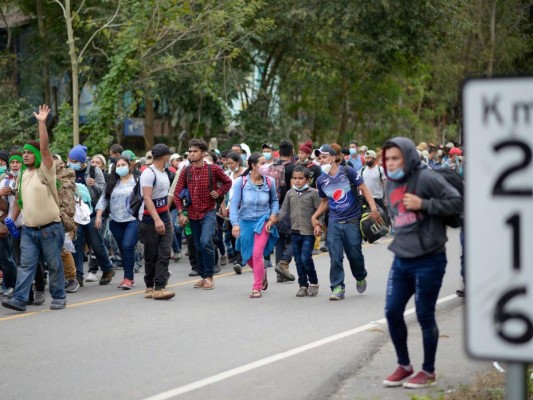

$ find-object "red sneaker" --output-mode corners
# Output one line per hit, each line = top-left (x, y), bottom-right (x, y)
(403, 370), (436, 389)
(383, 365), (414, 387)
(118, 278), (135, 290)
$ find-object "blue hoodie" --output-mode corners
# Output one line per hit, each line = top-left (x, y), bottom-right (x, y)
(383, 137), (462, 258)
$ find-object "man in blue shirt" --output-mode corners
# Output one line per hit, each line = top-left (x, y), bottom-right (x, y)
(347, 140), (363, 172)
(311, 145), (382, 300)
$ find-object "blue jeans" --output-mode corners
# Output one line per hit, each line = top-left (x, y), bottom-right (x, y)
(109, 219), (139, 280)
(170, 209), (182, 254)
(0, 237), (18, 289)
(385, 252), (447, 373)
(12, 223), (66, 305)
(275, 233), (293, 264)
(291, 233), (317, 287)
(189, 210), (216, 278)
(327, 220), (366, 289)
(73, 215), (113, 279)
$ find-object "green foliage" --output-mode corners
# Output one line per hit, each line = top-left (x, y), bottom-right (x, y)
(0, 98), (34, 146)
(50, 101), (75, 156)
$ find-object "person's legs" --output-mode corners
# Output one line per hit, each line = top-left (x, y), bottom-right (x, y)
(110, 219), (139, 281)
(198, 210), (217, 278)
(61, 250), (76, 280)
(291, 234), (307, 287)
(73, 223), (86, 280)
(0, 237), (18, 289)
(301, 235), (318, 285)
(384, 256), (415, 367)
(40, 223), (66, 303)
(413, 253), (447, 373)
(154, 221), (172, 290)
(8, 228), (39, 306)
(85, 216), (113, 272)
(250, 223), (269, 291)
(343, 222), (367, 282)
(190, 218), (205, 276)
(139, 223), (158, 289)
(327, 222), (345, 290)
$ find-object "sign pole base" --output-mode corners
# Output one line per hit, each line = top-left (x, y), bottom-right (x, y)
(506, 363), (528, 400)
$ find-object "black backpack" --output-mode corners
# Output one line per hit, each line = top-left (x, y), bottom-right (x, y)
(410, 168), (463, 228)
(127, 168), (157, 218)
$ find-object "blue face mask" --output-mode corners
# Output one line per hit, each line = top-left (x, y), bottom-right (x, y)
(388, 168), (405, 180)
(349, 148), (357, 155)
(263, 152), (272, 161)
(0, 166), (6, 174)
(116, 166), (130, 177)
(241, 154), (246, 162)
(70, 163), (82, 171)
(293, 184), (309, 192)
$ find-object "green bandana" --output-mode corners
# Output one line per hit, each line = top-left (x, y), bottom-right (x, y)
(17, 143), (43, 209)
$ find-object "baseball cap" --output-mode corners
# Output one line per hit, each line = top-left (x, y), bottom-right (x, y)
(449, 147), (463, 156)
(262, 143), (274, 150)
(445, 142), (454, 149)
(365, 150), (377, 158)
(151, 143), (171, 158)
(314, 144), (337, 157)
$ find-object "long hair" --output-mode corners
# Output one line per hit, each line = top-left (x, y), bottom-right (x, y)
(242, 152), (262, 176)
(105, 156), (131, 200)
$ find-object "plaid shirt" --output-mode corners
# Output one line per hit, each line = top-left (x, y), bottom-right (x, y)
(174, 162), (232, 220)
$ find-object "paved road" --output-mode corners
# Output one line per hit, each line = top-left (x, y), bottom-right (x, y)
(1, 229), (485, 400)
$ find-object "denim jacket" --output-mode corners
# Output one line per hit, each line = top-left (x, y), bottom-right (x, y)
(230, 175), (279, 226)
(96, 177), (137, 223)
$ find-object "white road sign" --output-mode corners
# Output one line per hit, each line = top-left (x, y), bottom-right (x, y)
(463, 77), (533, 362)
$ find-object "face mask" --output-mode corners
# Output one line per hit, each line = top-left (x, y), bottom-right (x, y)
(263, 152), (272, 161)
(109, 156), (116, 165)
(0, 166), (6, 174)
(388, 168), (405, 180)
(11, 170), (19, 177)
(365, 160), (374, 167)
(232, 166), (240, 173)
(321, 163), (332, 175)
(165, 162), (170, 169)
(293, 184), (308, 192)
(70, 163), (81, 171)
(241, 154), (246, 162)
(349, 148), (357, 155)
(116, 166), (129, 177)
(258, 164), (270, 177)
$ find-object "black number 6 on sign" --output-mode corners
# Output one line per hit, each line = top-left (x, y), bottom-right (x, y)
(494, 287), (533, 345)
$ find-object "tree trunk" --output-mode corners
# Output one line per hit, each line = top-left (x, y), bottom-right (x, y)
(487, 0), (497, 77)
(144, 98), (155, 150)
(36, 0), (51, 106)
(64, 0), (80, 145)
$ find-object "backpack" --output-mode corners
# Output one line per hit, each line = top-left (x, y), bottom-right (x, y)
(410, 168), (464, 228)
(36, 165), (78, 233)
(266, 160), (291, 200)
(74, 183), (92, 225)
(127, 168), (156, 218)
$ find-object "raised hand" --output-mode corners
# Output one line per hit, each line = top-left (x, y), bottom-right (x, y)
(33, 104), (50, 123)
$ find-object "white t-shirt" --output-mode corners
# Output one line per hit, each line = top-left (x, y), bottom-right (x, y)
(139, 166), (170, 223)
(361, 165), (386, 199)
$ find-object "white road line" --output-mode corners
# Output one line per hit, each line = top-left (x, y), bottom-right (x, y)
(143, 294), (459, 400)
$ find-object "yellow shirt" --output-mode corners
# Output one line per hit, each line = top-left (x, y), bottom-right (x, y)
(20, 163), (61, 227)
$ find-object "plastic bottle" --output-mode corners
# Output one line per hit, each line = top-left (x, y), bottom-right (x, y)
(4, 217), (20, 239)
(183, 211), (192, 235)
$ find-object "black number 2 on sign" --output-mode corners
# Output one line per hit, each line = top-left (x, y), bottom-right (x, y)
(492, 140), (533, 197)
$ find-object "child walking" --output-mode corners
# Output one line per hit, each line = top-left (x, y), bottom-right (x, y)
(277, 166), (323, 297)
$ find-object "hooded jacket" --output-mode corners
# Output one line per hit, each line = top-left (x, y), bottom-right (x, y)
(383, 137), (462, 258)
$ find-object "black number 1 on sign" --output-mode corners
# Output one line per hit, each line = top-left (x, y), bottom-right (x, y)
(506, 213), (521, 271)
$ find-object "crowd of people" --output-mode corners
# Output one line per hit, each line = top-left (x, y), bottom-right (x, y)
(0, 105), (465, 389)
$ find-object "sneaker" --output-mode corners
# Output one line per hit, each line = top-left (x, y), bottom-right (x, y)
(262, 268), (268, 291)
(277, 273), (290, 283)
(275, 261), (295, 281)
(194, 279), (205, 289)
(144, 288), (154, 299)
(456, 289), (465, 297)
(118, 278), (135, 290)
(403, 371), (436, 389)
(308, 284), (319, 297)
(85, 272), (97, 282)
(383, 365), (414, 387)
(214, 262), (221, 275)
(65, 279), (80, 293)
(2, 287), (14, 297)
(50, 299), (67, 310)
(356, 278), (367, 294)
(99, 270), (116, 285)
(320, 245), (328, 252)
(188, 269), (199, 277)
(219, 254), (228, 266)
(171, 252), (182, 262)
(228, 254), (236, 264)
(203, 277), (214, 290)
(296, 287), (308, 297)
(152, 289), (175, 300)
(33, 291), (46, 306)
(233, 264), (242, 275)
(329, 286), (345, 301)
(1, 298), (26, 312)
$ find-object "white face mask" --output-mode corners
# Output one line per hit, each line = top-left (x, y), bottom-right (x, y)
(320, 163), (332, 175)
(232, 166), (240, 173)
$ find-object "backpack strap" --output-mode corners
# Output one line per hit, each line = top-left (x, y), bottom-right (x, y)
(36, 168), (60, 209)
(207, 163), (214, 192)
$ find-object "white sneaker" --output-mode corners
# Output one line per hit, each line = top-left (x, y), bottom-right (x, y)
(85, 272), (97, 282)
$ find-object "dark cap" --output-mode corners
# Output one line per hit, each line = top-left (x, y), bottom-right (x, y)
(262, 143), (274, 150)
(0, 150), (9, 164)
(314, 144), (337, 157)
(151, 143), (171, 158)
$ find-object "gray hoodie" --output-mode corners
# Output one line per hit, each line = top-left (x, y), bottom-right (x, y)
(383, 137), (462, 258)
